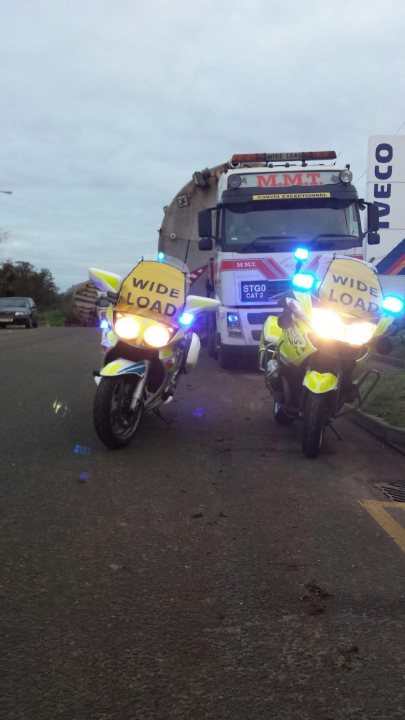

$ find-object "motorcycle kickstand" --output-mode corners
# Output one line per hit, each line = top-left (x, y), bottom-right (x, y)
(328, 421), (343, 441)
(152, 407), (175, 429)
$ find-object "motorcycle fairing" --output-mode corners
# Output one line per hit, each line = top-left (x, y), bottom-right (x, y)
(100, 359), (147, 378)
(303, 370), (338, 394)
(293, 290), (313, 318)
(280, 317), (317, 367)
(262, 315), (283, 344)
(374, 316), (393, 337)
(89, 268), (122, 295)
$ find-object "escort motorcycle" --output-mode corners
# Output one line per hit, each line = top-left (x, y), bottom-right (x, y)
(259, 249), (404, 458)
(90, 255), (219, 449)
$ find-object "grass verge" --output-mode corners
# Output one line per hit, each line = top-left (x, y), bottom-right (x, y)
(40, 308), (65, 326)
(362, 370), (405, 428)
(391, 330), (405, 361)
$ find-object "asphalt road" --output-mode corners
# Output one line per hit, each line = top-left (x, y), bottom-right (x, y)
(1, 327), (405, 720)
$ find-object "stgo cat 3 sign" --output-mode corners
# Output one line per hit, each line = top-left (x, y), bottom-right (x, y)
(367, 136), (405, 292)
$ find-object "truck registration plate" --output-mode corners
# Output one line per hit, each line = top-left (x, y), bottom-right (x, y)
(241, 280), (274, 302)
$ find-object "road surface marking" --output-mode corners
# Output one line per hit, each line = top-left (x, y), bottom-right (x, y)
(360, 500), (405, 556)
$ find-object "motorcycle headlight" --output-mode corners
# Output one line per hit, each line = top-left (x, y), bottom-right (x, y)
(143, 323), (172, 348)
(114, 314), (141, 340)
(311, 308), (375, 346)
(344, 321), (376, 346)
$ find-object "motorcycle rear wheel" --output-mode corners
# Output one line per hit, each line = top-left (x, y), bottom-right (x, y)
(93, 376), (143, 449)
(302, 393), (328, 458)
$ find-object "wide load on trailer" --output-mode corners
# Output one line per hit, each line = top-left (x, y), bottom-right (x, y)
(160, 151), (380, 368)
(61, 281), (108, 327)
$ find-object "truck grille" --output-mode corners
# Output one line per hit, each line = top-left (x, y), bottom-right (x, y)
(247, 312), (271, 326)
(266, 280), (290, 297)
(251, 330), (263, 341)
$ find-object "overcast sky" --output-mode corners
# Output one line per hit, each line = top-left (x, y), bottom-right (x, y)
(1, 0), (405, 291)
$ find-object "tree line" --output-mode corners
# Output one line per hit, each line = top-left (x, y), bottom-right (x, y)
(0, 260), (59, 308)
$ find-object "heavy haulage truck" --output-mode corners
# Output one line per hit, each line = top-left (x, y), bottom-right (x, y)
(159, 151), (380, 368)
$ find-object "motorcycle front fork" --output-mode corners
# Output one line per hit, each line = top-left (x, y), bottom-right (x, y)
(129, 360), (151, 410)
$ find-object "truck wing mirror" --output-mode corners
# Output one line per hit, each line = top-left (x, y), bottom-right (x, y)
(198, 237), (213, 251)
(368, 232), (380, 245)
(198, 208), (213, 239)
(367, 202), (380, 232)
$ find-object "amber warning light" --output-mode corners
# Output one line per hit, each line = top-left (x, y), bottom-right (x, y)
(231, 151), (337, 163)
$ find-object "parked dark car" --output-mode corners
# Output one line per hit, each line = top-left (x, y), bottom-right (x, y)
(0, 297), (39, 328)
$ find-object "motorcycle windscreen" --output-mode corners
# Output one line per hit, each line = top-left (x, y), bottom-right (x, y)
(318, 258), (383, 319)
(116, 260), (186, 322)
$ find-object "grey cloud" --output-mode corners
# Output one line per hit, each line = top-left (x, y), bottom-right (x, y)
(1, 0), (405, 289)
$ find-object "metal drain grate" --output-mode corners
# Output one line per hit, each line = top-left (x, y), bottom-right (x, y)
(377, 484), (405, 503)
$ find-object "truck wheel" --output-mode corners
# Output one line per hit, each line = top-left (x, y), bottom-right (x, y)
(302, 393), (328, 458)
(207, 315), (217, 358)
(218, 344), (236, 370)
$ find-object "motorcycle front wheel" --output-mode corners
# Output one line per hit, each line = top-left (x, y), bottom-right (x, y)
(93, 376), (144, 449)
(273, 401), (295, 426)
(302, 393), (328, 459)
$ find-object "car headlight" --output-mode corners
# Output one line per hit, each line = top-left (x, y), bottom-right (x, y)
(15, 311), (28, 316)
(114, 314), (140, 340)
(143, 323), (172, 348)
(311, 308), (375, 346)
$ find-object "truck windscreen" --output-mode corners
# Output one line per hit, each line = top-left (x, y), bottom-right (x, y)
(221, 199), (361, 253)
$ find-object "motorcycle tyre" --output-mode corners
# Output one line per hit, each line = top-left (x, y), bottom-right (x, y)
(273, 401), (295, 426)
(302, 393), (328, 459)
(93, 376), (143, 450)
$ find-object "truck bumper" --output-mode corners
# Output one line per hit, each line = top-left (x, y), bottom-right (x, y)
(218, 306), (277, 348)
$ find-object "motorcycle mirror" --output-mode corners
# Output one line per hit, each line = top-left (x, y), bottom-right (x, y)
(374, 336), (392, 355)
(277, 312), (292, 329)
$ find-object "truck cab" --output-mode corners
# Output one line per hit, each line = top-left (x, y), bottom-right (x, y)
(197, 151), (380, 368)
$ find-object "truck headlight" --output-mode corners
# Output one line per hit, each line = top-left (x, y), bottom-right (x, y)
(311, 308), (375, 346)
(227, 312), (242, 335)
(339, 168), (353, 184)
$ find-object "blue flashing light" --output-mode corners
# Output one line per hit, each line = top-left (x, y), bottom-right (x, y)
(294, 247), (309, 261)
(292, 272), (317, 291)
(178, 311), (194, 326)
(382, 295), (404, 314)
(100, 318), (109, 329)
(158, 251), (165, 262)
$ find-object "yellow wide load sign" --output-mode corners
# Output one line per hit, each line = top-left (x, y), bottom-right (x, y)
(117, 260), (186, 320)
(319, 258), (383, 317)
